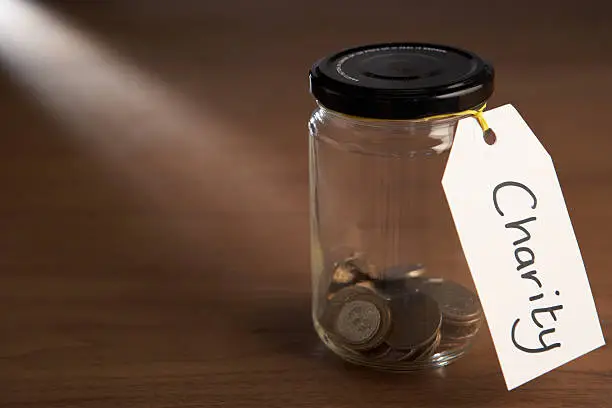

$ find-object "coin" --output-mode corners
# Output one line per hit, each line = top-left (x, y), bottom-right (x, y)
(372, 279), (407, 299)
(371, 264), (424, 294)
(355, 280), (376, 291)
(328, 279), (377, 301)
(374, 277), (432, 300)
(322, 286), (391, 351)
(332, 259), (369, 284)
(442, 318), (483, 341)
(321, 286), (365, 330)
(442, 315), (483, 329)
(335, 299), (381, 344)
(327, 260), (372, 301)
(386, 292), (442, 350)
(414, 330), (442, 361)
(327, 282), (350, 300)
(346, 257), (378, 278)
(393, 327), (442, 363)
(383, 348), (420, 362)
(360, 342), (392, 360)
(417, 279), (482, 322)
(381, 264), (426, 280)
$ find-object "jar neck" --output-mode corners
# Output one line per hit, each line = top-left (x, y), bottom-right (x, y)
(311, 102), (486, 157)
(316, 103), (476, 130)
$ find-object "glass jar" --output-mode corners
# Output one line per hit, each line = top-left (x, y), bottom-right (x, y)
(308, 43), (495, 370)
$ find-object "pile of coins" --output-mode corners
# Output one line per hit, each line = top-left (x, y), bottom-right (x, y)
(319, 256), (483, 364)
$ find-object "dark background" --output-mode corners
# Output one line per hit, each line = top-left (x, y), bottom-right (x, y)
(1, 1), (611, 406)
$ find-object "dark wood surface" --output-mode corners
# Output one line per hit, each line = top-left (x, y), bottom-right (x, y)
(1, 1), (611, 406)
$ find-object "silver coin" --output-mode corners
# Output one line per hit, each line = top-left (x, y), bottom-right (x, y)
(418, 279), (482, 322)
(373, 275), (429, 299)
(327, 281), (351, 300)
(372, 279), (409, 299)
(335, 300), (381, 345)
(322, 285), (391, 351)
(321, 286), (365, 330)
(344, 253), (379, 277)
(381, 264), (426, 280)
(414, 330), (442, 361)
(442, 317), (483, 341)
(360, 342), (393, 360)
(444, 313), (484, 326)
(332, 260), (368, 284)
(394, 328), (442, 363)
(378, 348), (418, 363)
(386, 292), (442, 350)
(327, 260), (371, 300)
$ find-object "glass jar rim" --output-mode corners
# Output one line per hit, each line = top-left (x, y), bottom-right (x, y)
(315, 102), (486, 129)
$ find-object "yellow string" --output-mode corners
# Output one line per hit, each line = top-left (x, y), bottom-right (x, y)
(415, 103), (490, 132)
(337, 103), (490, 132)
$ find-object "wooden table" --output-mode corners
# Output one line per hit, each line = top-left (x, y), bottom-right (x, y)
(1, 1), (610, 406)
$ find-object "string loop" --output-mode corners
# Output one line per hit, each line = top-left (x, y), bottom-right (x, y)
(415, 103), (490, 132)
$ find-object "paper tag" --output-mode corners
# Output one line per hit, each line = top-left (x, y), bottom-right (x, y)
(442, 104), (605, 390)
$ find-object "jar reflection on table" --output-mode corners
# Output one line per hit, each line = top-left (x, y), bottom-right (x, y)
(308, 43), (494, 370)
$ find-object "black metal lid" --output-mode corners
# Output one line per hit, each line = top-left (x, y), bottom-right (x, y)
(309, 43), (494, 120)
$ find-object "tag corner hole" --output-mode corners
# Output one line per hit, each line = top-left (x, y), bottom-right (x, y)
(484, 129), (497, 145)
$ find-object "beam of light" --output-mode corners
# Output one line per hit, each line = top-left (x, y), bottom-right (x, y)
(0, 0), (305, 277)
(0, 0), (302, 213)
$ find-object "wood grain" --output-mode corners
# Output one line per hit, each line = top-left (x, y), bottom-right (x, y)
(1, 1), (611, 406)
